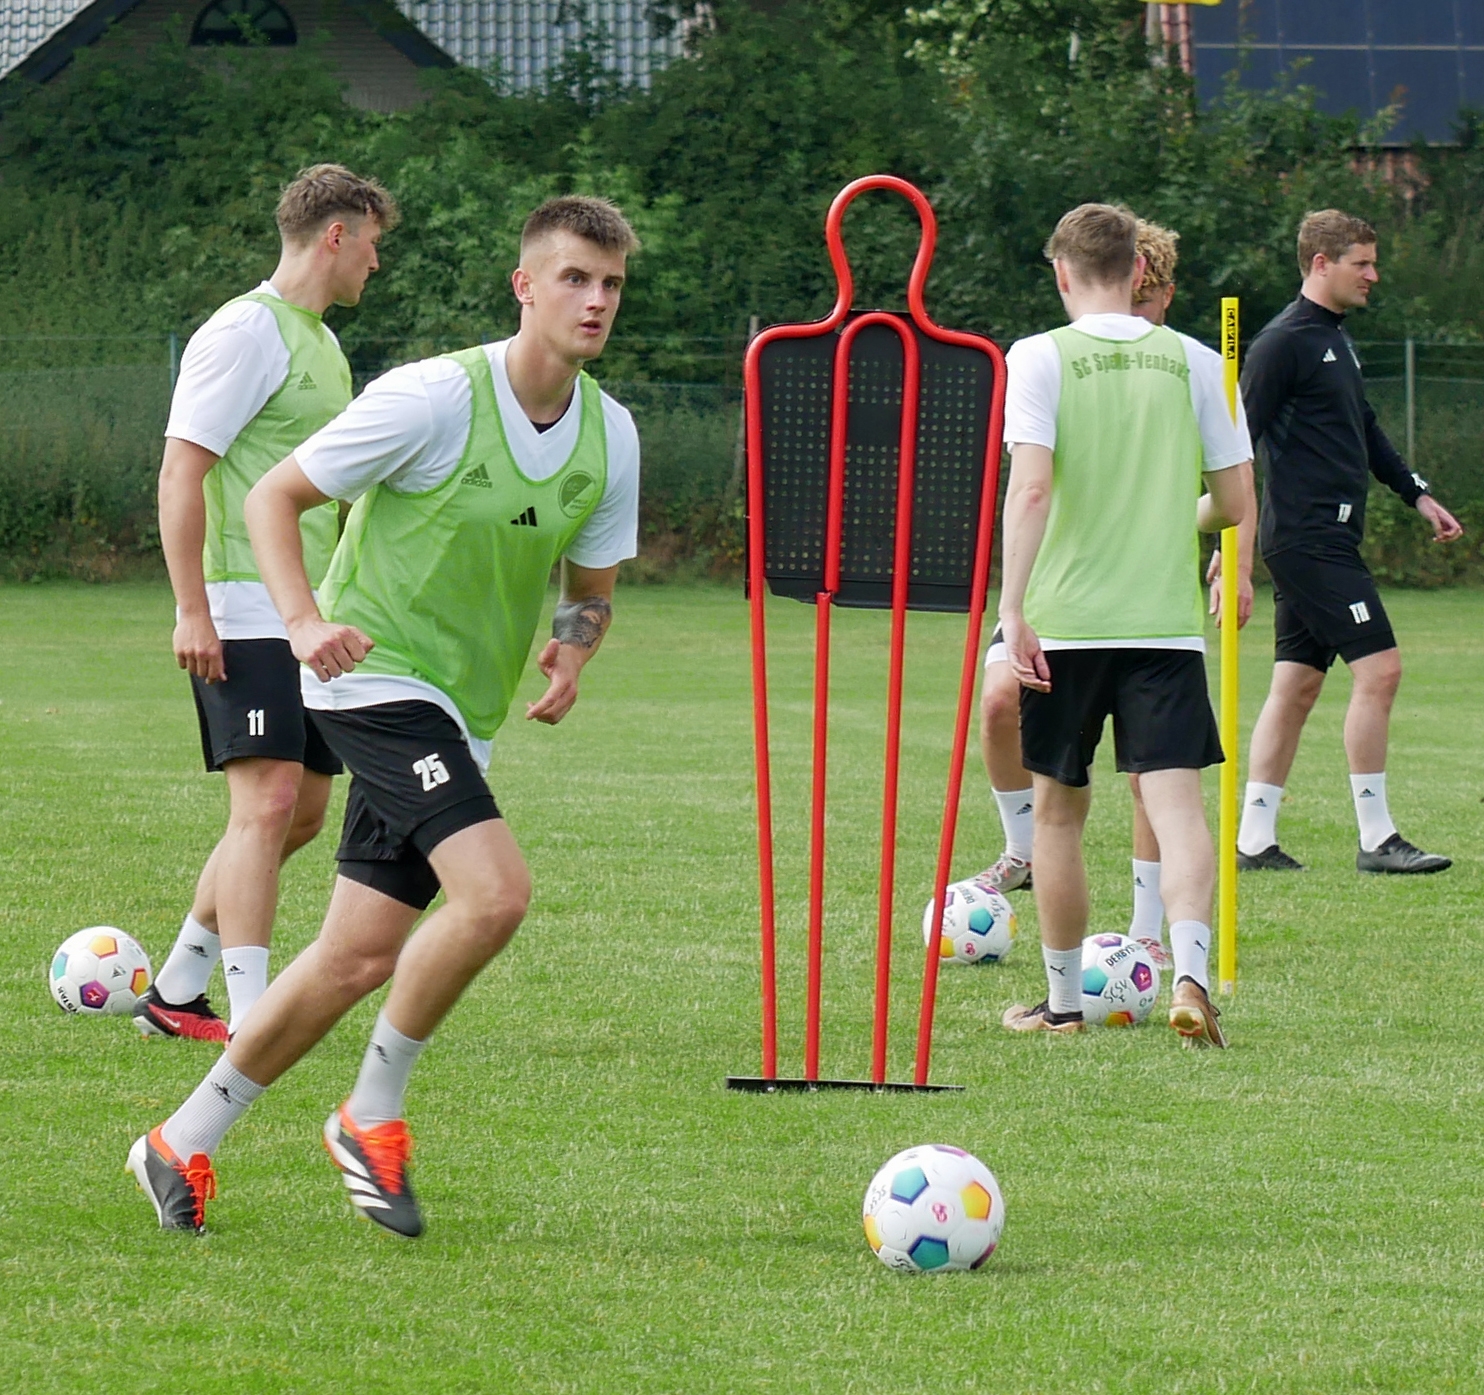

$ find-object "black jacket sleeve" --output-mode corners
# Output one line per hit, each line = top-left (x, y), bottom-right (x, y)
(1364, 403), (1427, 505)
(1238, 328), (1296, 450)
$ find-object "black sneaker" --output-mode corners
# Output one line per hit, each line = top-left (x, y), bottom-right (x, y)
(132, 985), (228, 1043)
(1236, 843), (1305, 872)
(323, 1105), (424, 1238)
(1357, 833), (1452, 875)
(126, 1126), (216, 1233)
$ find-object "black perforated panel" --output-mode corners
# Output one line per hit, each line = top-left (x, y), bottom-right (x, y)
(752, 314), (997, 612)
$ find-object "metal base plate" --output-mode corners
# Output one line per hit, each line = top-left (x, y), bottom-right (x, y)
(725, 1076), (964, 1094)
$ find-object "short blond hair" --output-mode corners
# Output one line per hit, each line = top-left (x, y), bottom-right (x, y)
(1297, 209), (1376, 275)
(520, 196), (640, 259)
(275, 164), (399, 244)
(1043, 203), (1139, 287)
(1133, 220), (1179, 305)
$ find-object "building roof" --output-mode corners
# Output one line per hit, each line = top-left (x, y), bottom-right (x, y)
(0, 0), (687, 90)
(2, 2), (96, 79)
(400, 2), (686, 91)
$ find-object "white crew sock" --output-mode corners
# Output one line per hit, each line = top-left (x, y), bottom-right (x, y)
(1237, 782), (1284, 856)
(1043, 945), (1083, 1016)
(992, 787), (1035, 863)
(152, 914), (220, 1006)
(1350, 772), (1397, 852)
(1128, 859), (1164, 942)
(222, 945), (270, 1036)
(1170, 920), (1212, 993)
(161, 1057), (265, 1160)
(346, 1012), (428, 1129)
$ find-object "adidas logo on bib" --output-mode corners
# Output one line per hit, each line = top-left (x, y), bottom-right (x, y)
(297, 371), (318, 390)
(510, 506), (538, 527)
(461, 462), (493, 489)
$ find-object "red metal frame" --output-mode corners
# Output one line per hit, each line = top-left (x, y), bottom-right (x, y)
(743, 175), (1007, 1087)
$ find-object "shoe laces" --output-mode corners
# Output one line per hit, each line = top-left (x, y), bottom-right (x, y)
(358, 1121), (414, 1195)
(182, 1154), (217, 1226)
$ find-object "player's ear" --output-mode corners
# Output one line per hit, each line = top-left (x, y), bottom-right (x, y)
(512, 266), (534, 305)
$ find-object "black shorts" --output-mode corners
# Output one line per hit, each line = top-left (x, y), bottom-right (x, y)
(1018, 648), (1224, 788)
(310, 701), (500, 912)
(191, 638), (343, 776)
(1266, 549), (1397, 672)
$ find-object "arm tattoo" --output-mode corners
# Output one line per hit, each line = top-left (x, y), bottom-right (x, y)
(552, 595), (612, 649)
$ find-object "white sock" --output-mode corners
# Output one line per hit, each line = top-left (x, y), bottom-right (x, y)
(161, 1057), (265, 1160)
(152, 914), (220, 1006)
(346, 1012), (428, 1129)
(1350, 772), (1396, 852)
(1043, 945), (1083, 1016)
(1170, 920), (1212, 993)
(222, 945), (270, 1035)
(992, 787), (1035, 863)
(1237, 782), (1283, 856)
(1128, 859), (1164, 941)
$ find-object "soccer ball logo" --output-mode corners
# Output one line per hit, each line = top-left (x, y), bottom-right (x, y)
(1080, 932), (1160, 1026)
(862, 1144), (1005, 1272)
(49, 927), (152, 1017)
(922, 876), (1017, 965)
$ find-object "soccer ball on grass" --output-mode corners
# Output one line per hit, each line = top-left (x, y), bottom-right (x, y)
(862, 1144), (1005, 1272)
(49, 927), (152, 1016)
(1080, 932), (1160, 1026)
(922, 876), (1018, 965)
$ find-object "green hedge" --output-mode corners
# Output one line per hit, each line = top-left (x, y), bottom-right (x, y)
(5, 377), (1480, 587)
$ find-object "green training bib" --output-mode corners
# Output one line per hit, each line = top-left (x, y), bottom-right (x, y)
(1025, 325), (1206, 643)
(319, 347), (608, 740)
(201, 292), (349, 587)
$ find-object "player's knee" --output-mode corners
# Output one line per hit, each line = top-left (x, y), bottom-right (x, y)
(348, 950), (399, 998)
(459, 877), (531, 955)
(319, 939), (397, 1000)
(1274, 668), (1324, 714)
(231, 778), (301, 838)
(980, 666), (1020, 734)
(1355, 650), (1401, 700)
(283, 805), (326, 855)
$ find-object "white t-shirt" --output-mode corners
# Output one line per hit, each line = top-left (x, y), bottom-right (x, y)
(294, 338), (641, 772)
(166, 281), (330, 640)
(998, 313), (1252, 654)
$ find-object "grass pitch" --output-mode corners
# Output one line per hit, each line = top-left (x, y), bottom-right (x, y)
(1, 581), (1481, 1394)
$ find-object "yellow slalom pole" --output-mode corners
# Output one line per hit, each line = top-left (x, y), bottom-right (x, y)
(1218, 298), (1240, 995)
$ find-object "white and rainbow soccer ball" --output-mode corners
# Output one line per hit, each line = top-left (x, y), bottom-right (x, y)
(922, 875), (1018, 965)
(862, 1144), (1005, 1272)
(49, 927), (152, 1017)
(1080, 932), (1160, 1026)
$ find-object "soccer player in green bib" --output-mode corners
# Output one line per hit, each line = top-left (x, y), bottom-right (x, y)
(996, 204), (1250, 1046)
(129, 197), (642, 1237)
(141, 166), (397, 1044)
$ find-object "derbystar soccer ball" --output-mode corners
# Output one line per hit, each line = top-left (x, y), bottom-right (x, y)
(862, 1144), (1005, 1272)
(49, 927), (152, 1017)
(922, 876), (1017, 965)
(1080, 933), (1160, 1026)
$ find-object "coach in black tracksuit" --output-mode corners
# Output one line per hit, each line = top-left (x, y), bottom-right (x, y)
(1231, 209), (1462, 875)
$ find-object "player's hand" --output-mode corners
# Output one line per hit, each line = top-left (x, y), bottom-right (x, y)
(173, 613), (226, 684)
(1417, 495), (1464, 543)
(526, 639), (581, 725)
(1001, 616), (1051, 693)
(1206, 550), (1255, 630)
(290, 618), (374, 682)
